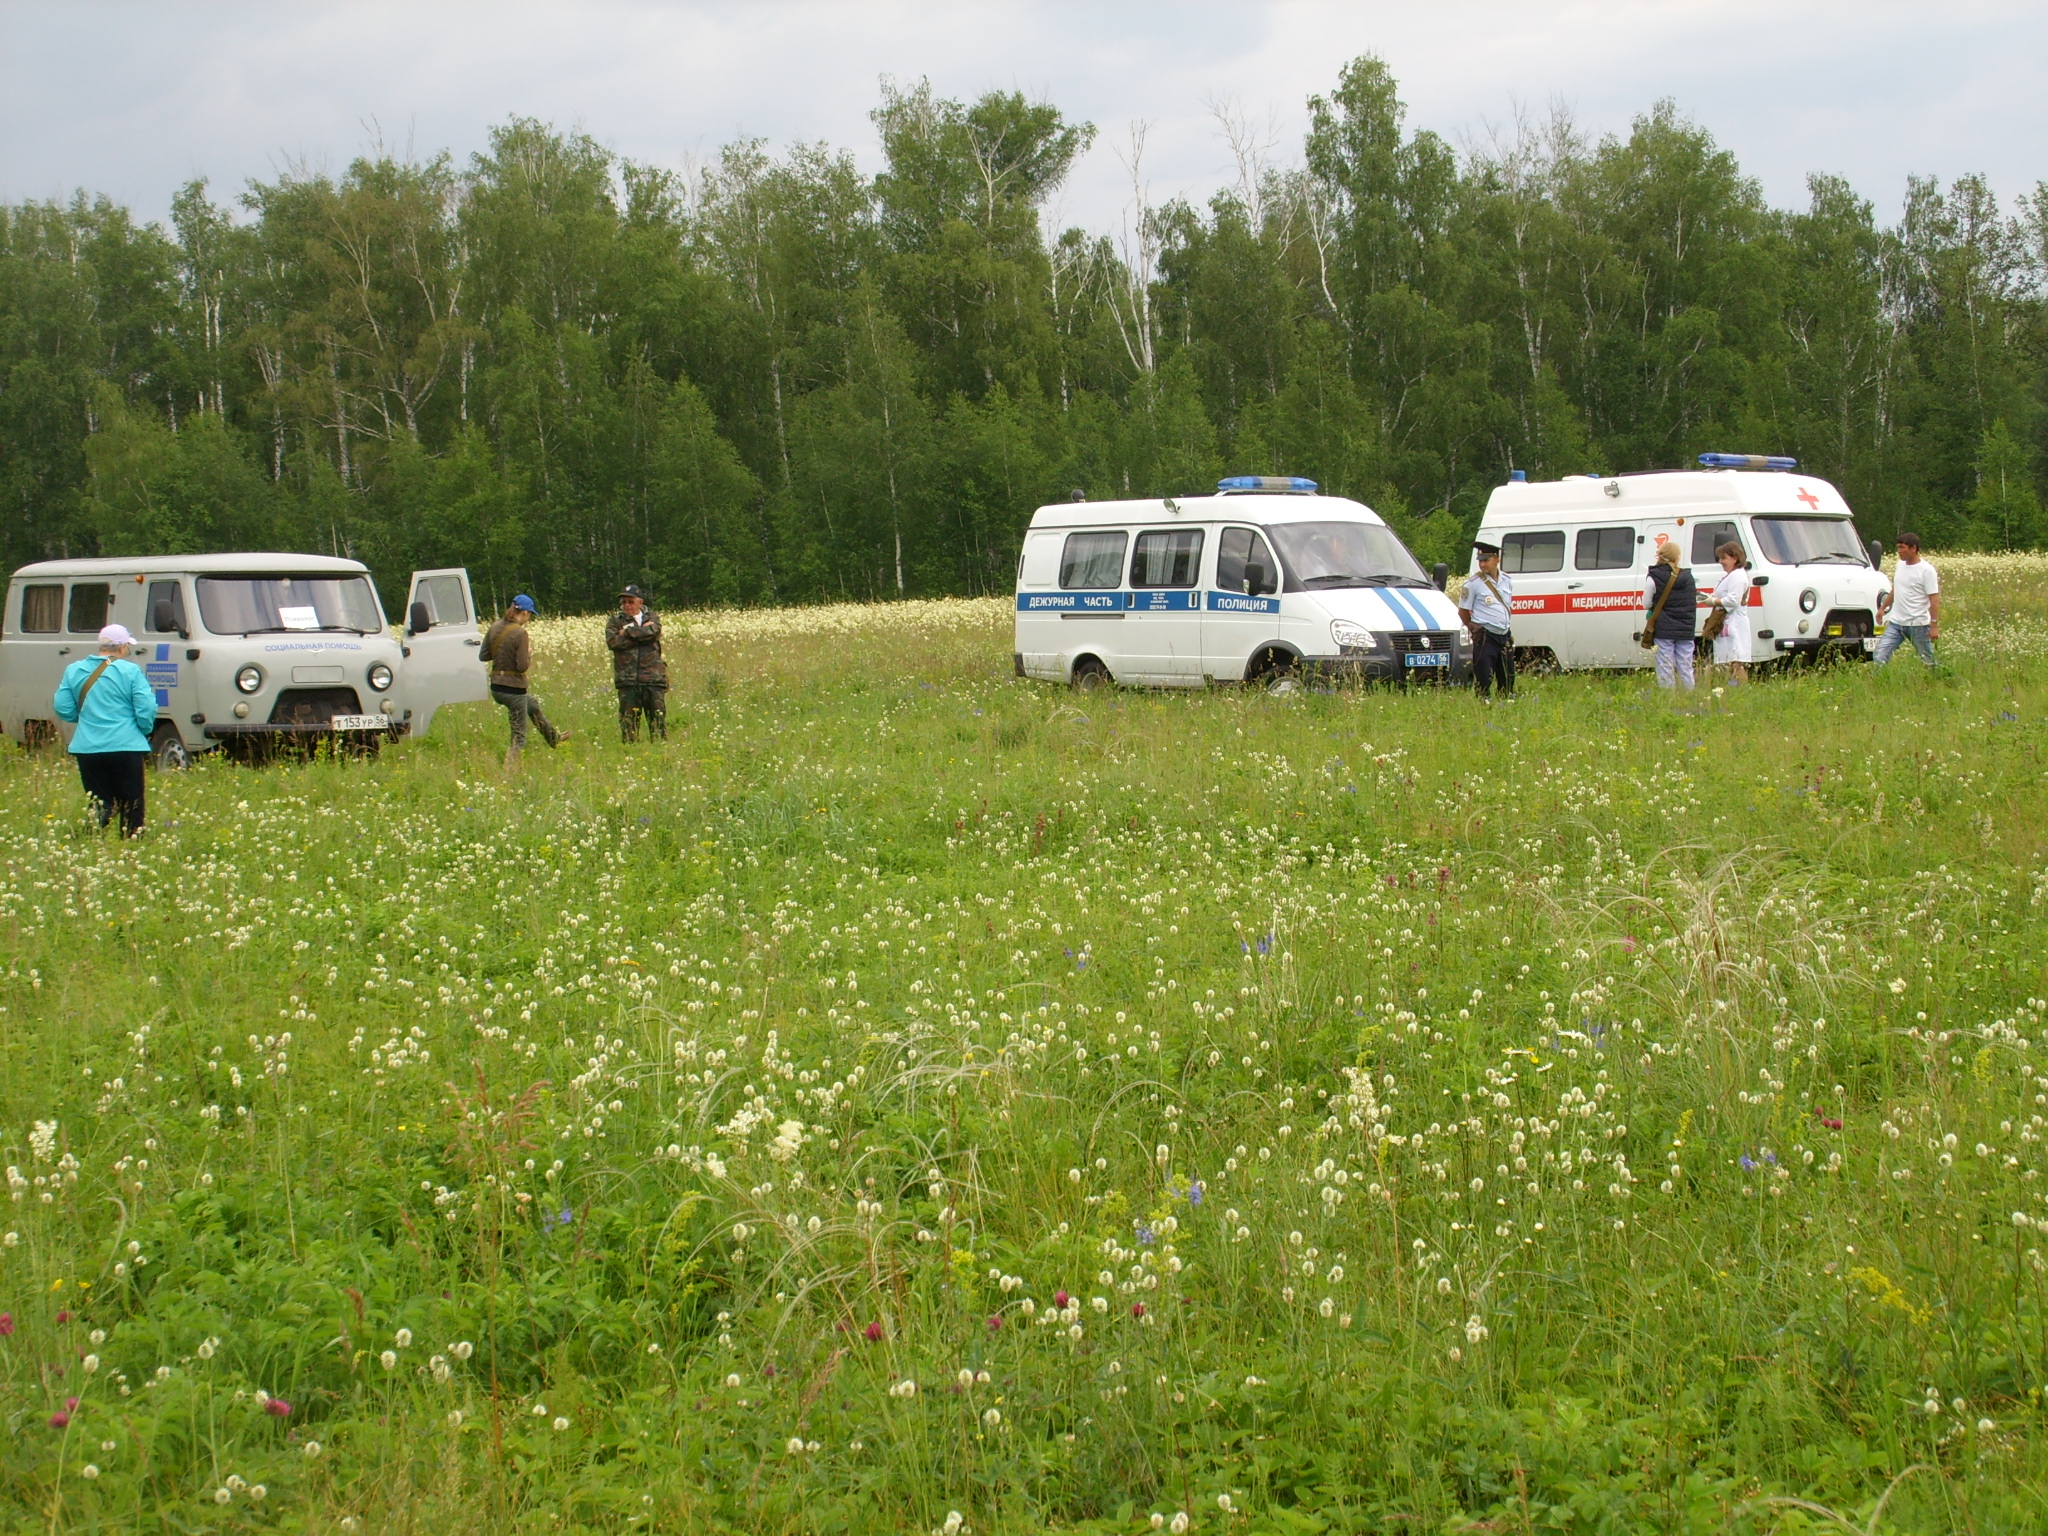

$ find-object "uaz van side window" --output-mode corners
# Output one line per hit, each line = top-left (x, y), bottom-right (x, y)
(67, 583), (113, 633)
(1574, 527), (1634, 570)
(1059, 531), (1127, 589)
(1502, 531), (1564, 573)
(1130, 530), (1202, 587)
(19, 585), (61, 633)
(1689, 521), (1741, 565)
(146, 580), (187, 633)
(1215, 528), (1277, 595)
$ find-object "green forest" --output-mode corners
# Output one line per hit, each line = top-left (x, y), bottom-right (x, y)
(3, 56), (2045, 613)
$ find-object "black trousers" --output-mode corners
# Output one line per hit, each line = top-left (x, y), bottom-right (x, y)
(77, 751), (146, 836)
(617, 684), (667, 742)
(1473, 628), (1515, 698)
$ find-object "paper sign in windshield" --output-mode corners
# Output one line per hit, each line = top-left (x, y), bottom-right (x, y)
(278, 606), (320, 630)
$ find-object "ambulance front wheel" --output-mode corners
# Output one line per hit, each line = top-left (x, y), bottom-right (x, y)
(1511, 646), (1560, 676)
(1070, 657), (1112, 692)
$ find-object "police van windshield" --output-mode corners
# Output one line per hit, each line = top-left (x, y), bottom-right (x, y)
(1752, 517), (1869, 566)
(197, 575), (384, 635)
(1265, 521), (1431, 589)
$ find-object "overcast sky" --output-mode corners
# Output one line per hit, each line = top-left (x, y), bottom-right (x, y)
(3, 1), (2043, 237)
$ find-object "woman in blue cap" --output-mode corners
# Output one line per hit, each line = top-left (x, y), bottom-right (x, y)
(53, 623), (158, 836)
(480, 595), (570, 767)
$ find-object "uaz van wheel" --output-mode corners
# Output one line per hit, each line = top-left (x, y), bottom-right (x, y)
(1070, 657), (1111, 692)
(149, 724), (189, 771)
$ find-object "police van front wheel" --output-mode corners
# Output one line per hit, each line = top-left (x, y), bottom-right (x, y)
(1070, 657), (1111, 693)
(149, 723), (190, 771)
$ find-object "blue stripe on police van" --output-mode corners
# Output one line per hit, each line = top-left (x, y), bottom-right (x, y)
(1128, 590), (1199, 611)
(1018, 592), (1123, 611)
(1374, 589), (1422, 630)
(1395, 587), (1436, 628)
(1205, 591), (1280, 614)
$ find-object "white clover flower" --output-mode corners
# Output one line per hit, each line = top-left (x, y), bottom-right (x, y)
(249, 1485), (267, 1502)
(81, 1465), (99, 1480)
(82, 1355), (99, 1374)
(725, 1374), (742, 1389)
(446, 1410), (464, 1428)
(214, 1488), (232, 1505)
(553, 1416), (570, 1432)
(1217, 1493), (1234, 1512)
(1318, 1298), (1335, 1318)
(982, 1407), (1001, 1428)
(452, 1340), (474, 1360)
(1170, 1514), (1191, 1535)
(957, 1368), (975, 1388)
(395, 1328), (413, 1349)
(304, 1441), (323, 1457)
(380, 1350), (398, 1371)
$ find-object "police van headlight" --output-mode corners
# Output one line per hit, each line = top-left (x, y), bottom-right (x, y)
(367, 661), (394, 692)
(234, 664), (265, 694)
(1329, 620), (1376, 653)
(1798, 588), (1818, 614)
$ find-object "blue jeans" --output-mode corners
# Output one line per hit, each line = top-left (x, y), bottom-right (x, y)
(1875, 623), (1935, 667)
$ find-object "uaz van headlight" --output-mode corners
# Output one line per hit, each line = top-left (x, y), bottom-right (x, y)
(367, 661), (393, 692)
(234, 664), (264, 694)
(1799, 588), (1819, 613)
(1329, 620), (1376, 653)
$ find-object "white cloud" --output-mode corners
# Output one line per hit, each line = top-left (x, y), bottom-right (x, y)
(2, 0), (2041, 233)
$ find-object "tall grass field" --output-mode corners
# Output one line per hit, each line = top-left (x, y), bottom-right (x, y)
(4, 555), (2048, 1533)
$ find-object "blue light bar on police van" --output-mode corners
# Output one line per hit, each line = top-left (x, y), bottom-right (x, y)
(1217, 475), (1318, 494)
(1699, 453), (1798, 471)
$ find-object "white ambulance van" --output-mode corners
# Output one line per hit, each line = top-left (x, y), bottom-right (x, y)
(1471, 455), (1891, 670)
(1014, 476), (1469, 688)
(0, 554), (489, 765)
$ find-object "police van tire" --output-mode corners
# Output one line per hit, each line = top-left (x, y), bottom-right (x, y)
(149, 723), (190, 771)
(1070, 657), (1111, 692)
(19, 719), (58, 752)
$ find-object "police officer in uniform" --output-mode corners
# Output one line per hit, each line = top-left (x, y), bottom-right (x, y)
(605, 584), (668, 741)
(1458, 541), (1515, 700)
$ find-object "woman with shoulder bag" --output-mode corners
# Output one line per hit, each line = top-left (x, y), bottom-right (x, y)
(52, 623), (158, 836)
(1641, 541), (1697, 691)
(1705, 541), (1752, 686)
(481, 595), (571, 769)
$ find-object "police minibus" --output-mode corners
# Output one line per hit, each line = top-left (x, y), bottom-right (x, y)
(0, 554), (489, 765)
(1014, 477), (1468, 688)
(1470, 455), (1892, 670)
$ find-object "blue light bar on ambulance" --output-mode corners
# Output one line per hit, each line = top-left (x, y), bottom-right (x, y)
(1217, 475), (1318, 494)
(1699, 452), (1798, 471)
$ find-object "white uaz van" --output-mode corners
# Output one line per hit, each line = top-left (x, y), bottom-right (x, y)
(1471, 455), (1891, 670)
(1014, 477), (1468, 688)
(1, 555), (489, 765)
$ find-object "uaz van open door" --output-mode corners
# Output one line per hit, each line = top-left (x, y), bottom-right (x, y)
(399, 568), (488, 737)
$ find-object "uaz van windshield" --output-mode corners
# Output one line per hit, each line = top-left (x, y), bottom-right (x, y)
(1265, 522), (1431, 589)
(1752, 518), (1868, 566)
(197, 576), (384, 635)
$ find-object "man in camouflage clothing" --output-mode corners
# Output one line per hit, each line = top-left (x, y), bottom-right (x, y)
(605, 585), (667, 742)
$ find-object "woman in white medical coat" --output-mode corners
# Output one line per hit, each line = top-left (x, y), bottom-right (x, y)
(1708, 541), (1753, 685)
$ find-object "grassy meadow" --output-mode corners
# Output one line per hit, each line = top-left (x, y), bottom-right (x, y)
(3, 556), (2048, 1533)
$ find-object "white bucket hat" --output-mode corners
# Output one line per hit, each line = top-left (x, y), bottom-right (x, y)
(97, 623), (135, 649)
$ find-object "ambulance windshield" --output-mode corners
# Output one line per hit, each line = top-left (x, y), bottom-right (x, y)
(197, 575), (385, 635)
(1752, 518), (1869, 566)
(1266, 521), (1432, 589)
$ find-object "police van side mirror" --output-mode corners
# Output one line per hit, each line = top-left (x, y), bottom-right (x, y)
(151, 597), (186, 637)
(1432, 562), (1449, 592)
(408, 600), (432, 636)
(1244, 561), (1272, 595)
(1867, 539), (1884, 568)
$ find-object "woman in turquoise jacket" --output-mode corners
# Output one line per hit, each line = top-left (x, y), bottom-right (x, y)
(53, 623), (159, 837)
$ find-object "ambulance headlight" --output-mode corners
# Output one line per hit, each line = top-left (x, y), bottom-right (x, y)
(234, 664), (264, 694)
(367, 661), (394, 692)
(1329, 620), (1376, 653)
(1798, 588), (1818, 614)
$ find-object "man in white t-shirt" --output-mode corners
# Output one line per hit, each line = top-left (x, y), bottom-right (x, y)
(1875, 533), (1939, 667)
